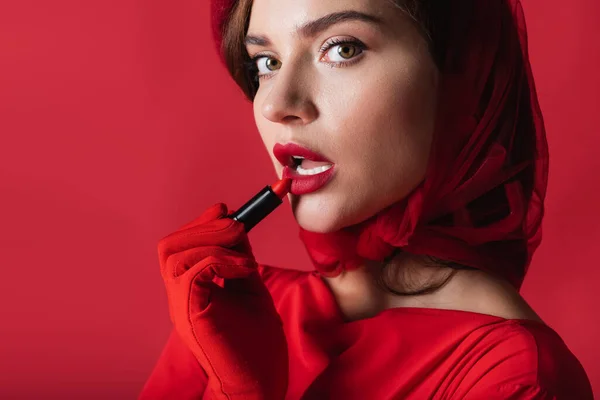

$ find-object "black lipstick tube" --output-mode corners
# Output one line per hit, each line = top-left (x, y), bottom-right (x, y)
(226, 185), (284, 232)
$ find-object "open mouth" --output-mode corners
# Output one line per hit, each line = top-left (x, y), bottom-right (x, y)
(291, 156), (334, 176)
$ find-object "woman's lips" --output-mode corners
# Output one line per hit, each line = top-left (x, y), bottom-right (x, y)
(282, 165), (335, 195)
(273, 142), (333, 168)
(273, 142), (335, 195)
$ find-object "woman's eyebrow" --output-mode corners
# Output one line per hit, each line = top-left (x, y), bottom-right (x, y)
(244, 10), (384, 47)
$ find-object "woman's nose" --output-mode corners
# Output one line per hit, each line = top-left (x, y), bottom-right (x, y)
(260, 61), (318, 125)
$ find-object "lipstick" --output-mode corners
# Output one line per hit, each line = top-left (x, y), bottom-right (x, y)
(273, 142), (336, 195)
(226, 178), (292, 232)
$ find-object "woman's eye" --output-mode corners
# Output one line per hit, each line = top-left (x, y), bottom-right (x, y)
(255, 57), (281, 76)
(324, 43), (362, 63)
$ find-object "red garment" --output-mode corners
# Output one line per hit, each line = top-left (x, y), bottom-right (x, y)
(211, 0), (550, 291)
(140, 265), (593, 399)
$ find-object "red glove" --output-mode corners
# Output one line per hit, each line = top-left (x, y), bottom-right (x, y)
(157, 203), (289, 400)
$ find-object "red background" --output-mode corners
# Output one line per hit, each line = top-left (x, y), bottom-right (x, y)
(1, 1), (598, 398)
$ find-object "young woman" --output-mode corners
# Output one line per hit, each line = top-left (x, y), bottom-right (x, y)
(139, 0), (594, 398)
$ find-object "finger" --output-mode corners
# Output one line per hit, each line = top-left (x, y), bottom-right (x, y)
(195, 255), (258, 282)
(175, 203), (228, 232)
(209, 272), (281, 323)
(161, 245), (256, 279)
(157, 218), (247, 267)
(188, 260), (264, 315)
(172, 254), (256, 292)
(163, 252), (257, 317)
(229, 230), (254, 255)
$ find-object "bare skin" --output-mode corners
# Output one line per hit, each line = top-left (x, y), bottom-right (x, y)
(322, 254), (544, 323)
(246, 0), (545, 324)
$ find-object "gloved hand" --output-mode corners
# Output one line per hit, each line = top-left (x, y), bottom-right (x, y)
(157, 203), (289, 400)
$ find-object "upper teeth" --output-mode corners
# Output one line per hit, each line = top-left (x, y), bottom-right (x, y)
(297, 164), (333, 175)
(290, 155), (333, 175)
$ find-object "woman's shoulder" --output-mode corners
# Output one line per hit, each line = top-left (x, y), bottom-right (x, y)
(516, 320), (593, 397)
(458, 318), (593, 399)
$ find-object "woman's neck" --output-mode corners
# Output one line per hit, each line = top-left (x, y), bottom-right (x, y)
(321, 253), (544, 323)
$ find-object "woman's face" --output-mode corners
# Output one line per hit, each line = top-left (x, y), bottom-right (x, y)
(246, 0), (439, 233)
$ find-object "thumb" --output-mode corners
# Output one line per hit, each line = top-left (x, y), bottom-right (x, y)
(175, 203), (228, 232)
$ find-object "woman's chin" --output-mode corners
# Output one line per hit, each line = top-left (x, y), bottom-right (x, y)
(295, 217), (338, 233)
(293, 209), (343, 233)
(294, 208), (365, 233)
(290, 195), (377, 233)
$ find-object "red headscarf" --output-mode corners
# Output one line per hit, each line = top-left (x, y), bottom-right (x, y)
(210, 0), (548, 291)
